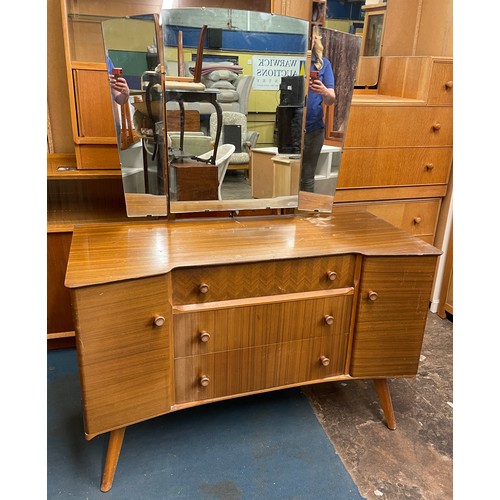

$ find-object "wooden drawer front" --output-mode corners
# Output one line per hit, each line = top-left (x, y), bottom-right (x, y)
(350, 256), (438, 378)
(338, 147), (452, 188)
(344, 106), (452, 148)
(175, 336), (347, 404)
(172, 255), (356, 304)
(174, 293), (353, 357)
(77, 144), (120, 170)
(365, 199), (441, 239)
(427, 62), (453, 105)
(72, 276), (171, 437)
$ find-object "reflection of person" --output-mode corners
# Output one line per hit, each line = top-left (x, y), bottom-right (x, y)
(106, 55), (130, 105)
(300, 32), (335, 193)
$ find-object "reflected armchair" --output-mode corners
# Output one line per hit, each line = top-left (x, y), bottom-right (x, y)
(196, 143), (236, 200)
(209, 111), (259, 178)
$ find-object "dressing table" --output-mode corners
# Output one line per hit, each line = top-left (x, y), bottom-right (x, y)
(64, 7), (441, 492)
(66, 212), (440, 491)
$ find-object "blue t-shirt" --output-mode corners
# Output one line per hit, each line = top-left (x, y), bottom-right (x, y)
(305, 57), (334, 133)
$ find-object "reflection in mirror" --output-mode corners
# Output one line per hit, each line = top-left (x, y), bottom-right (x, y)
(103, 9), (358, 217)
(161, 8), (309, 214)
(103, 14), (168, 216)
(298, 27), (359, 212)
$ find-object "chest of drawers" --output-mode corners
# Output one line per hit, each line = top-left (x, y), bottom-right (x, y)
(65, 212), (440, 491)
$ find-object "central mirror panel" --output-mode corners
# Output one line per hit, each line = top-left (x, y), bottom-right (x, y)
(162, 8), (309, 214)
(103, 8), (357, 217)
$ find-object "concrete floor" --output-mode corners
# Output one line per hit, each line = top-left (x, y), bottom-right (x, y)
(303, 311), (453, 500)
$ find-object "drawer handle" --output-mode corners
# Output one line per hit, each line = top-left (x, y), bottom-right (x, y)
(200, 376), (210, 387)
(320, 356), (330, 367)
(327, 271), (337, 281)
(368, 291), (378, 301)
(324, 315), (335, 325)
(445, 80), (453, 89)
(199, 283), (210, 294)
(432, 122), (441, 131)
(200, 331), (211, 343)
(413, 216), (422, 225)
(425, 163), (434, 171)
(153, 315), (165, 327)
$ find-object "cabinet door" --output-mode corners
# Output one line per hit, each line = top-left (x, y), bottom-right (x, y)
(350, 255), (438, 378)
(71, 276), (172, 437)
(272, 0), (311, 20)
(73, 68), (117, 139)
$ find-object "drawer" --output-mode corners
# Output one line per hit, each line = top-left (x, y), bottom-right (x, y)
(344, 106), (452, 148)
(338, 147), (452, 188)
(175, 335), (348, 404)
(427, 61), (453, 105)
(350, 255), (438, 378)
(364, 199), (441, 239)
(172, 255), (356, 304)
(173, 292), (353, 357)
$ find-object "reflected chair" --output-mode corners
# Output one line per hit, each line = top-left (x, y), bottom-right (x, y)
(209, 111), (259, 178)
(196, 143), (235, 200)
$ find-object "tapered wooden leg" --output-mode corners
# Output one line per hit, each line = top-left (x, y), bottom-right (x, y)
(100, 427), (126, 493)
(373, 379), (396, 430)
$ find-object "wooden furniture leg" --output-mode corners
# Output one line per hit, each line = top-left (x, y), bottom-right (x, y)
(100, 427), (126, 493)
(373, 379), (397, 430)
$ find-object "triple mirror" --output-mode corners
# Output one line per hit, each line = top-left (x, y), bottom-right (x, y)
(102, 8), (358, 217)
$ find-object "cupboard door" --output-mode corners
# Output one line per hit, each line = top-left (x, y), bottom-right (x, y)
(71, 276), (172, 437)
(350, 256), (438, 378)
(73, 68), (117, 139)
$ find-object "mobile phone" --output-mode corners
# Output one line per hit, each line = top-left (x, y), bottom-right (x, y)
(310, 70), (319, 81)
(112, 67), (123, 79)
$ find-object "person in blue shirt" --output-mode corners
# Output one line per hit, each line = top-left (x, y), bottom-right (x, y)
(301, 33), (336, 192)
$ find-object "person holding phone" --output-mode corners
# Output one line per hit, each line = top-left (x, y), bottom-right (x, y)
(300, 32), (335, 193)
(107, 55), (130, 105)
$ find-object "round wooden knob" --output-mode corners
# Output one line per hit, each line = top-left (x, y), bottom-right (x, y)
(327, 271), (337, 281)
(445, 80), (453, 89)
(413, 216), (422, 224)
(368, 291), (378, 301)
(200, 376), (210, 387)
(425, 163), (434, 171)
(153, 315), (165, 327)
(199, 283), (209, 294)
(200, 331), (211, 343)
(324, 315), (334, 325)
(432, 122), (441, 131)
(320, 356), (330, 367)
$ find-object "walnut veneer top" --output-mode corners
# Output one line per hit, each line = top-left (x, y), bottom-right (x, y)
(65, 212), (441, 288)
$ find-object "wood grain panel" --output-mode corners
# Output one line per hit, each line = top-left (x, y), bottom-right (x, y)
(350, 255), (438, 378)
(72, 275), (172, 437)
(344, 106), (452, 148)
(73, 69), (117, 139)
(174, 292), (353, 357)
(76, 144), (120, 170)
(47, 232), (74, 334)
(66, 214), (441, 289)
(338, 147), (452, 188)
(175, 335), (346, 403)
(172, 255), (356, 304)
(427, 62), (453, 105)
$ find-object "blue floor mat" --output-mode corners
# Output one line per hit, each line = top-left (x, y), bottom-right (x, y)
(47, 348), (365, 499)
